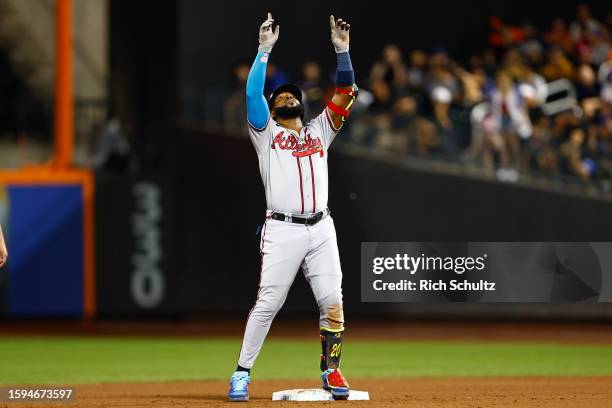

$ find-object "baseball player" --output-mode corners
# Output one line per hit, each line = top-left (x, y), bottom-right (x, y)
(228, 12), (357, 402)
(0, 224), (7, 268)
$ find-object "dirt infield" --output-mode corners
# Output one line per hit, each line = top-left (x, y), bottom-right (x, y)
(6, 377), (610, 408)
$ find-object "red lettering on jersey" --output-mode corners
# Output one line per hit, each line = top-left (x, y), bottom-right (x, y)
(271, 131), (283, 149)
(271, 131), (324, 158)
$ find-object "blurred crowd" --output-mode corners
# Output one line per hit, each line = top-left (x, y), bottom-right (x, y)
(224, 4), (612, 187)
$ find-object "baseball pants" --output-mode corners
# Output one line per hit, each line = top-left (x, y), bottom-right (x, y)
(237, 215), (344, 369)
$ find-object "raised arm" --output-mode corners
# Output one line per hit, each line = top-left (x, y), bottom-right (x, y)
(246, 13), (280, 130)
(326, 15), (357, 130)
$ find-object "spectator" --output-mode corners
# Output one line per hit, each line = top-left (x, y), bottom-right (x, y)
(489, 16), (525, 48)
(299, 61), (325, 121)
(519, 66), (547, 108)
(521, 39), (545, 69)
(502, 48), (529, 80)
(482, 49), (499, 77)
(264, 62), (289, 95)
(429, 47), (450, 70)
(407, 49), (428, 92)
(427, 64), (458, 158)
(575, 63), (601, 117)
(371, 113), (394, 152)
(519, 21), (545, 68)
(592, 108), (612, 181)
(389, 95), (418, 154)
(481, 113), (511, 177)
(427, 63), (459, 105)
(368, 86), (392, 116)
(368, 62), (394, 114)
(601, 66), (612, 105)
(455, 67), (484, 107)
(541, 47), (574, 81)
(587, 29), (611, 66)
(370, 44), (409, 92)
(224, 63), (250, 128)
(529, 116), (557, 174)
(412, 117), (439, 156)
(488, 70), (533, 175)
(560, 127), (590, 181)
(550, 112), (580, 149)
(570, 4), (603, 43)
(545, 18), (575, 54)
(218, 7), (612, 190)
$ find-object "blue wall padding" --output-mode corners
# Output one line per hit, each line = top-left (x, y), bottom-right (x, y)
(7, 185), (83, 316)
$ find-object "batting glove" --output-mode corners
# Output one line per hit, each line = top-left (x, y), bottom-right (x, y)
(258, 12), (279, 53)
(330, 15), (350, 53)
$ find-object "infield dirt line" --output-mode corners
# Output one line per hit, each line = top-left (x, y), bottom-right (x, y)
(4, 377), (612, 408)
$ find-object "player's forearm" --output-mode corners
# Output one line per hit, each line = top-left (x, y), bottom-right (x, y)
(246, 51), (271, 129)
(247, 12), (279, 129)
(330, 15), (354, 91)
(332, 51), (356, 107)
(335, 51), (355, 89)
(327, 51), (356, 127)
(327, 16), (356, 127)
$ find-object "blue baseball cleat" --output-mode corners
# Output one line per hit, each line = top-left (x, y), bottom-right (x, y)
(228, 371), (250, 401)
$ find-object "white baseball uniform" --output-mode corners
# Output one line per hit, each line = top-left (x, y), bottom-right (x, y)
(237, 109), (344, 369)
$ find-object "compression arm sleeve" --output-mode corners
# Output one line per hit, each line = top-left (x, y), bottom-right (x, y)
(335, 51), (355, 86)
(246, 51), (270, 129)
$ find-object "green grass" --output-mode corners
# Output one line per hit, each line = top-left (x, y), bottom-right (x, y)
(0, 337), (611, 384)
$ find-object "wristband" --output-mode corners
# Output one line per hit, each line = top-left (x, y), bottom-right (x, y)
(334, 44), (349, 53)
(327, 100), (350, 118)
(335, 51), (354, 86)
(335, 87), (358, 97)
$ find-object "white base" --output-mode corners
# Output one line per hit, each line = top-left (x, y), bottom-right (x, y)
(272, 389), (369, 401)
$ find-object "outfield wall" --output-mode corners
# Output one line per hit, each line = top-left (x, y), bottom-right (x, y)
(0, 169), (95, 318)
(1, 133), (610, 319)
(92, 129), (612, 319)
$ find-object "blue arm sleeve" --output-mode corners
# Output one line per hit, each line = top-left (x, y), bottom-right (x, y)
(246, 51), (270, 130)
(335, 51), (355, 86)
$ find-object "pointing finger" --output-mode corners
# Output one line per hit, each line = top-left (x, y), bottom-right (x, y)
(261, 19), (274, 30)
(267, 12), (272, 20)
(330, 15), (336, 29)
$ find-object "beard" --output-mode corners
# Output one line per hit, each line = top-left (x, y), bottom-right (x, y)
(274, 104), (304, 119)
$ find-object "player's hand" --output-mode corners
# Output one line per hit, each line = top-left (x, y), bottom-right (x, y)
(259, 12), (279, 53)
(330, 15), (350, 53)
(0, 236), (7, 268)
